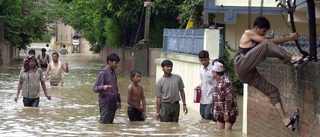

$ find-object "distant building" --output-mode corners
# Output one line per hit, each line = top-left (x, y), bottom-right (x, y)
(49, 21), (93, 54)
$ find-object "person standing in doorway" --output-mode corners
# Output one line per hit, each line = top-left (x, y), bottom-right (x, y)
(197, 50), (214, 121)
(155, 60), (188, 122)
(93, 53), (121, 124)
(127, 70), (146, 121)
(37, 48), (50, 68)
(211, 61), (238, 130)
(234, 16), (306, 129)
(14, 55), (51, 107)
(45, 52), (69, 86)
(60, 45), (68, 55)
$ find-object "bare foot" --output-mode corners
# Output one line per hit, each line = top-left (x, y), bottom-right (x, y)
(283, 118), (292, 129)
(291, 55), (309, 63)
(290, 56), (302, 63)
(290, 56), (308, 68)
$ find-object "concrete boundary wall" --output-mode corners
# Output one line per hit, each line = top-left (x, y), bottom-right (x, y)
(155, 52), (202, 111)
(246, 59), (320, 137)
(155, 29), (221, 111)
(1, 44), (20, 65)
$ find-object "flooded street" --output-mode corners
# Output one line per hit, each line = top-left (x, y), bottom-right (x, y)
(0, 52), (246, 136)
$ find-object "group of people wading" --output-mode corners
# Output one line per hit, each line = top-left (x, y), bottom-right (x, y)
(14, 44), (69, 107)
(14, 16), (305, 132)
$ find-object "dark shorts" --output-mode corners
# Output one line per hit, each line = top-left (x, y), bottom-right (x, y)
(160, 101), (180, 122)
(127, 107), (144, 121)
(99, 105), (116, 124)
(50, 80), (63, 86)
(217, 114), (237, 124)
(40, 64), (48, 68)
(23, 97), (40, 107)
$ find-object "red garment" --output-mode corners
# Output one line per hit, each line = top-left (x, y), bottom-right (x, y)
(213, 75), (238, 119)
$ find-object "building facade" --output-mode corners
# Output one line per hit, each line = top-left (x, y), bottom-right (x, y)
(50, 22), (92, 54)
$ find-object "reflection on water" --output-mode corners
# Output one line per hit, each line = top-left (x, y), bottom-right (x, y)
(0, 53), (246, 136)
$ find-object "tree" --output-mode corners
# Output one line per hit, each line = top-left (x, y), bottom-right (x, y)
(0, 0), (50, 50)
(276, 0), (311, 59)
(50, 0), (184, 52)
(52, 0), (145, 52)
(177, 0), (203, 29)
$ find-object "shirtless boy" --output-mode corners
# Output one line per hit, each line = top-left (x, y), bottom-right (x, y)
(127, 70), (146, 121)
(37, 48), (50, 68)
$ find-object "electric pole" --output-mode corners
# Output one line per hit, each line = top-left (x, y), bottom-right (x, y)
(144, 0), (152, 44)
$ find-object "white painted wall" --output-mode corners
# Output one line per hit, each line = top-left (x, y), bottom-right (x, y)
(155, 54), (202, 111)
(155, 29), (220, 112)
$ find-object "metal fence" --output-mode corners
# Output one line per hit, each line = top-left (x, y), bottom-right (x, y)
(163, 29), (205, 55)
(163, 30), (318, 59)
(278, 34), (320, 58)
(163, 29), (224, 58)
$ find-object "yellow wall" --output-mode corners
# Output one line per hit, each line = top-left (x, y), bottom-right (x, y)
(57, 24), (73, 43)
(215, 0), (277, 7)
(53, 24), (93, 54)
(225, 14), (316, 58)
(295, 3), (320, 23)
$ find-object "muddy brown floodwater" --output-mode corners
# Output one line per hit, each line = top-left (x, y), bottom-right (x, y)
(0, 52), (247, 136)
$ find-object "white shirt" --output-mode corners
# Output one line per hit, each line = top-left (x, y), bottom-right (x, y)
(200, 63), (214, 104)
(45, 47), (52, 52)
(45, 47), (52, 55)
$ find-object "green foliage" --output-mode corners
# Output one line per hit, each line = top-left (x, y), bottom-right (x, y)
(224, 41), (243, 95)
(149, 25), (165, 48)
(104, 18), (121, 47)
(32, 29), (52, 43)
(1, 0), (50, 50)
(54, 0), (145, 51)
(178, 0), (203, 29)
(51, 0), (184, 51)
(148, 0), (183, 48)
